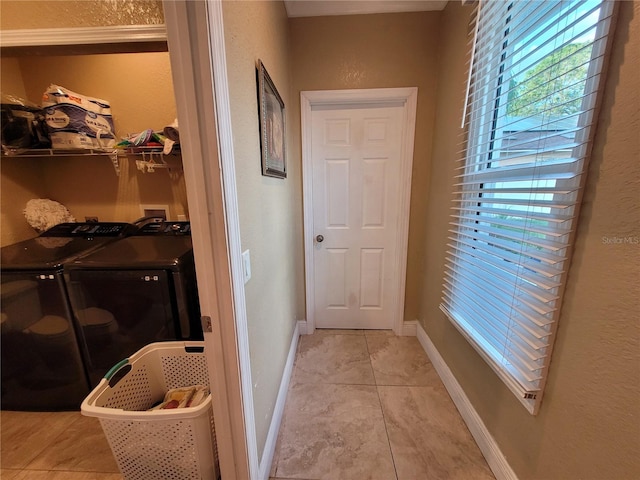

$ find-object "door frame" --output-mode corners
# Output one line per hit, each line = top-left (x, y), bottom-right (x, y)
(301, 88), (418, 336)
(164, 1), (255, 479)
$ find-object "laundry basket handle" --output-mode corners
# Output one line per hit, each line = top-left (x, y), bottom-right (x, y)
(185, 345), (205, 353)
(104, 358), (132, 388)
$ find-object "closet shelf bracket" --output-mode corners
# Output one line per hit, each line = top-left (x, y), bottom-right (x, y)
(109, 151), (121, 176)
(131, 149), (182, 179)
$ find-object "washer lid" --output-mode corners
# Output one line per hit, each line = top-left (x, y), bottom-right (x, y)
(67, 236), (193, 269)
(0, 237), (114, 270)
(1, 222), (136, 271)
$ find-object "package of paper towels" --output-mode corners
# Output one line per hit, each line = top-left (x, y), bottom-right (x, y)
(42, 85), (116, 149)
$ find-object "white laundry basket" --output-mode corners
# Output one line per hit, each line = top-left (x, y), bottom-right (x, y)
(81, 342), (219, 480)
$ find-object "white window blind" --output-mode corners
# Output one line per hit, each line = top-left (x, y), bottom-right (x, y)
(441, 0), (617, 414)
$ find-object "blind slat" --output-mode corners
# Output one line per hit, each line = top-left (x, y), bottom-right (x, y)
(451, 205), (574, 225)
(455, 163), (582, 184)
(445, 249), (560, 306)
(451, 220), (570, 251)
(450, 229), (566, 265)
(441, 304), (544, 396)
(453, 197), (574, 209)
(442, 285), (551, 360)
(452, 211), (573, 238)
(447, 235), (564, 278)
(445, 257), (559, 321)
(441, 289), (547, 383)
(446, 242), (563, 291)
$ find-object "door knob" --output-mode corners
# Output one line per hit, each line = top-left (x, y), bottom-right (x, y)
(316, 235), (324, 243)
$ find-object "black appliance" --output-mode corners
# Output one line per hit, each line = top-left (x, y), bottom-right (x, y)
(0, 222), (136, 410)
(64, 221), (202, 386)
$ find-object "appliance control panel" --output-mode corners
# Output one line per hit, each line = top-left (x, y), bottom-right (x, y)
(41, 222), (136, 238)
(137, 221), (191, 236)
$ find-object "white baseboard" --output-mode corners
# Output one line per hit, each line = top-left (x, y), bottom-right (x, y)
(300, 319), (413, 336)
(416, 323), (518, 480)
(401, 320), (418, 336)
(258, 322), (300, 480)
(297, 319), (308, 335)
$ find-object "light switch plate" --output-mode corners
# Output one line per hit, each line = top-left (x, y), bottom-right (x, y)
(242, 250), (251, 283)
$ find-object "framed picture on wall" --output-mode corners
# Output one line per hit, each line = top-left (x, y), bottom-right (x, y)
(257, 59), (286, 178)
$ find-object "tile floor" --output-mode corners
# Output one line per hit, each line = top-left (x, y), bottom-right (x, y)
(1, 410), (122, 479)
(1, 330), (494, 480)
(269, 330), (495, 480)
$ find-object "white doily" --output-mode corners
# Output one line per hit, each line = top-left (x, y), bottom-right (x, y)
(23, 199), (75, 233)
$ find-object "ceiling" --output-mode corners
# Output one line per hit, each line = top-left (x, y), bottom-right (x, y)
(284, 0), (448, 18)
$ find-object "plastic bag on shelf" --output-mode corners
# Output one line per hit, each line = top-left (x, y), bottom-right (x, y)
(42, 84), (116, 150)
(1, 93), (51, 151)
(115, 128), (166, 149)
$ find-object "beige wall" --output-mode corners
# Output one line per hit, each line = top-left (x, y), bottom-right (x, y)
(18, 53), (177, 135)
(222, 0), (303, 460)
(1, 158), (48, 245)
(1, 56), (26, 97)
(289, 12), (440, 322)
(422, 2), (640, 479)
(1, 51), (188, 246)
(0, 0), (164, 29)
(1, 57), (48, 245)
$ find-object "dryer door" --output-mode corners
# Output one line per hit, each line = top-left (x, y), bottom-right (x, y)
(66, 269), (177, 386)
(1, 271), (89, 410)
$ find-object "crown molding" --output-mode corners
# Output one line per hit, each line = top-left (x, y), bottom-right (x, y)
(0, 24), (166, 48)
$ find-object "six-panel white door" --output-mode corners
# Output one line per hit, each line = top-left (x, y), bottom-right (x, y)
(311, 104), (404, 329)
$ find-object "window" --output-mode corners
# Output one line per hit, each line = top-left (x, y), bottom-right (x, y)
(442, 0), (617, 413)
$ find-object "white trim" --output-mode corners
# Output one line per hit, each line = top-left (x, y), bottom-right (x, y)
(258, 323), (300, 480)
(301, 87), (418, 336)
(401, 320), (418, 337)
(440, 305), (537, 414)
(0, 25), (167, 48)
(393, 90), (418, 336)
(206, 1), (260, 479)
(163, 2), (247, 478)
(416, 323), (519, 480)
(284, 0), (447, 18)
(297, 320), (309, 335)
(301, 94), (316, 337)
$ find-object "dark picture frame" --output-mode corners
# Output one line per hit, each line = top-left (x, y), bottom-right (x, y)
(257, 60), (286, 178)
